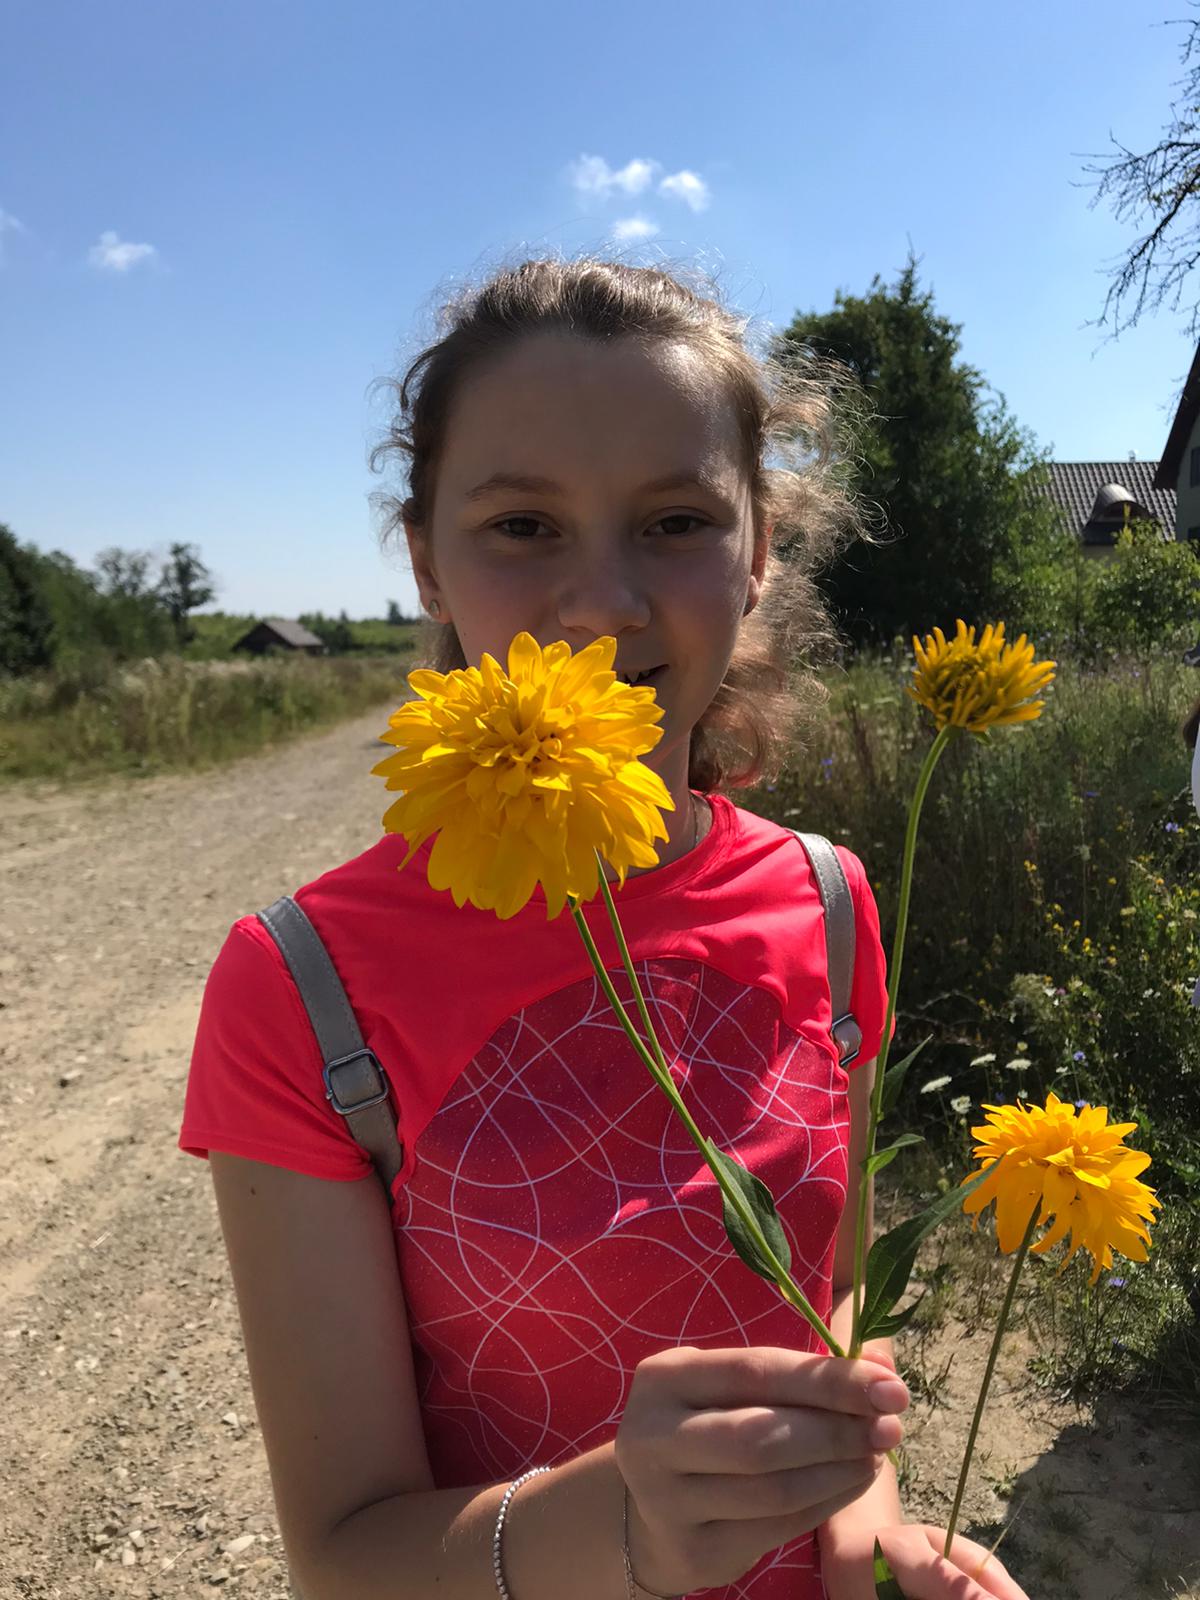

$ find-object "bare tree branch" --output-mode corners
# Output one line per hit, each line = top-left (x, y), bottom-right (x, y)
(1078, 6), (1200, 340)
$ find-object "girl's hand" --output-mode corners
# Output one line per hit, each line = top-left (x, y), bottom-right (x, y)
(613, 1345), (910, 1596)
(821, 1522), (1033, 1600)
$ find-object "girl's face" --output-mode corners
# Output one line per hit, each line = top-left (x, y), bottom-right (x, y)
(405, 332), (768, 791)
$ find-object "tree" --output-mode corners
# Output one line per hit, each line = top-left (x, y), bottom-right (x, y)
(0, 523), (55, 674)
(385, 598), (411, 626)
(1090, 514), (1200, 662)
(156, 542), (216, 646)
(300, 609), (356, 653)
(95, 546), (154, 599)
(1082, 5), (1200, 339)
(773, 257), (1060, 649)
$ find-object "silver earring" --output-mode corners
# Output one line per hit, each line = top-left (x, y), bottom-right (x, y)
(428, 599), (441, 618)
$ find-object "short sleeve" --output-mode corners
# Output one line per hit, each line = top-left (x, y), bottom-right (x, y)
(834, 846), (896, 1071)
(177, 916), (372, 1181)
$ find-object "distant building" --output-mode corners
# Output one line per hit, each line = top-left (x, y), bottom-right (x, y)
(1039, 461), (1178, 559)
(232, 618), (326, 656)
(1154, 342), (1200, 544)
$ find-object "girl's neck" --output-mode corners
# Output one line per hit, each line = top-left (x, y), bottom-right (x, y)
(600, 781), (710, 882)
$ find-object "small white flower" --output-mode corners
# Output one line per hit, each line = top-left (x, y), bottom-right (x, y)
(969, 1053), (996, 1067)
(950, 1095), (971, 1114)
(1005, 1057), (1032, 1072)
(920, 1075), (953, 1094)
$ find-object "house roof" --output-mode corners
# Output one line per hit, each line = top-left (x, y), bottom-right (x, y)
(1153, 342), (1200, 490)
(1040, 461), (1176, 540)
(249, 617), (326, 648)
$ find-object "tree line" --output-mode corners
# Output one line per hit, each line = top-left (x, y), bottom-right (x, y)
(3, 258), (1198, 680)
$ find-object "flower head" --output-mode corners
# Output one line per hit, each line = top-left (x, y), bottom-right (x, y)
(371, 632), (674, 920)
(960, 1091), (1161, 1285)
(907, 620), (1056, 734)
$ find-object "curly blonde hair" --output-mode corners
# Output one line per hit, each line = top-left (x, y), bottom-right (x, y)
(370, 255), (880, 792)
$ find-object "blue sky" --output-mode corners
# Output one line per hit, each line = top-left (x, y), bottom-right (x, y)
(2, 0), (1196, 619)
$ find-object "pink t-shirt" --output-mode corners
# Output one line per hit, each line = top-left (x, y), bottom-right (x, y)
(179, 792), (894, 1599)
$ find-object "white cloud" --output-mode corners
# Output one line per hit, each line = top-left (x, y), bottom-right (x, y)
(611, 216), (658, 242)
(87, 229), (157, 273)
(568, 155), (658, 200)
(658, 169), (710, 212)
(0, 207), (26, 264)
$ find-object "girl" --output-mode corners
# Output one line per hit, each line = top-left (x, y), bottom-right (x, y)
(178, 258), (1032, 1600)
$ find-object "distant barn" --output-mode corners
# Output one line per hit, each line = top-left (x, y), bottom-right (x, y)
(232, 618), (326, 656)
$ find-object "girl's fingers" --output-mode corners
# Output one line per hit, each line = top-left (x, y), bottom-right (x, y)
(654, 1346), (908, 1415)
(678, 1454), (882, 1521)
(917, 1526), (1032, 1600)
(673, 1403), (899, 1474)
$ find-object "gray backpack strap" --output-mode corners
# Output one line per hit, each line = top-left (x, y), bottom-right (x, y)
(790, 832), (863, 1070)
(255, 894), (405, 1199)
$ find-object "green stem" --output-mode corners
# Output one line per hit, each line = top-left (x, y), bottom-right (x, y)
(849, 722), (959, 1356)
(942, 1204), (1040, 1558)
(570, 865), (843, 1356)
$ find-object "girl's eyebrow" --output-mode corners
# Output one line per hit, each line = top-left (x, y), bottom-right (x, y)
(461, 468), (735, 505)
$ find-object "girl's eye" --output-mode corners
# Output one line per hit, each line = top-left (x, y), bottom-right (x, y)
(490, 513), (709, 540)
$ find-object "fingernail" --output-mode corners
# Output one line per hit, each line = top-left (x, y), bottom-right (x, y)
(868, 1413), (902, 1449)
(868, 1377), (910, 1412)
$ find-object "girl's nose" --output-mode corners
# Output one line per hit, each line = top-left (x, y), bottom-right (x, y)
(555, 559), (652, 639)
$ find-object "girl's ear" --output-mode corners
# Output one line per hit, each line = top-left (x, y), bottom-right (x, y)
(743, 522), (772, 615)
(404, 519), (446, 621)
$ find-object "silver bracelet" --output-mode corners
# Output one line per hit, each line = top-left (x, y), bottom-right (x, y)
(621, 1481), (684, 1600)
(492, 1465), (552, 1599)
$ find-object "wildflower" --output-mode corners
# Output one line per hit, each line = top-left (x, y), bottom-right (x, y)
(960, 1091), (1162, 1284)
(906, 620), (1056, 734)
(1165, 822), (1180, 834)
(1106, 1276), (1126, 1289)
(372, 631), (673, 919)
(970, 1053), (996, 1067)
(950, 1095), (972, 1115)
(920, 1075), (953, 1094)
(1073, 1050), (1087, 1063)
(1005, 1058), (1032, 1072)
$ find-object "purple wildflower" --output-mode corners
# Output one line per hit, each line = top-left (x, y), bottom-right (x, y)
(1073, 1050), (1087, 1062)
(1106, 1276), (1127, 1289)
(1165, 821), (1180, 833)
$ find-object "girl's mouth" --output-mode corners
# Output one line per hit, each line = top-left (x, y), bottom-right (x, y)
(617, 664), (666, 687)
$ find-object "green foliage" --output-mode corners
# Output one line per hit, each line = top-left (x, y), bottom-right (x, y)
(743, 643), (1200, 1396)
(774, 256), (1061, 648)
(1090, 517), (1200, 662)
(0, 652), (408, 779)
(0, 523), (55, 673)
(706, 1140), (793, 1283)
(156, 542), (216, 646)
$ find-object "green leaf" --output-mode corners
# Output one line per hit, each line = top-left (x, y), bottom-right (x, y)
(862, 1133), (925, 1176)
(860, 1165), (994, 1337)
(861, 1296), (923, 1342)
(873, 1537), (906, 1598)
(705, 1139), (792, 1284)
(879, 1035), (932, 1121)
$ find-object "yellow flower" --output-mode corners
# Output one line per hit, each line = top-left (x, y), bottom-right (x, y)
(960, 1091), (1161, 1284)
(907, 619), (1056, 733)
(371, 632), (674, 919)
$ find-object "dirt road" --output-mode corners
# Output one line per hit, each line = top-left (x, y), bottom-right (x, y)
(0, 704), (399, 1599)
(1, 705), (1196, 1599)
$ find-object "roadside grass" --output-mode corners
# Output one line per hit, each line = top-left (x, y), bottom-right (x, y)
(0, 651), (413, 780)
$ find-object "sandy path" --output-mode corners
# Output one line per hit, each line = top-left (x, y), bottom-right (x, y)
(0, 705), (1196, 1599)
(0, 705), (398, 1598)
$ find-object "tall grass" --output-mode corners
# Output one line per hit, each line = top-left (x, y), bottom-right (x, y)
(0, 652), (412, 780)
(743, 641), (1200, 1401)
